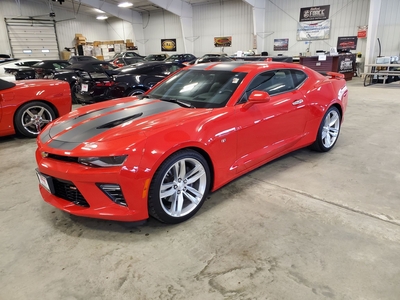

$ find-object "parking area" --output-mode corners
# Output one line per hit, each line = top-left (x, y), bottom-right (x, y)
(1, 77), (400, 300)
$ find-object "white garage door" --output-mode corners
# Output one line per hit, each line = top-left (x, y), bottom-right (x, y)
(5, 18), (60, 60)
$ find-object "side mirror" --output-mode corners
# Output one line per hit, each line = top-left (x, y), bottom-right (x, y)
(242, 90), (270, 109)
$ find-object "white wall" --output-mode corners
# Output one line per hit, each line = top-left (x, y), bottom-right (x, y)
(261, 0), (370, 57)
(142, 10), (183, 55)
(377, 0), (400, 57)
(192, 0), (253, 56)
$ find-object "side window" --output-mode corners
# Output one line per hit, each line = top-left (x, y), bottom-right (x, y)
(291, 70), (308, 87)
(237, 69), (296, 104)
(147, 66), (164, 75)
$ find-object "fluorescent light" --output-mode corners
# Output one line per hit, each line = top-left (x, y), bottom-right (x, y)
(118, 2), (133, 8)
(96, 15), (108, 20)
(94, 8), (105, 13)
(41, 49), (50, 53)
(23, 49), (32, 54)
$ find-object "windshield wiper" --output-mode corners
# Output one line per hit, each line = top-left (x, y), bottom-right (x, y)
(160, 98), (195, 108)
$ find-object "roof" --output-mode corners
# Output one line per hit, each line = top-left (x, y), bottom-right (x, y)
(189, 61), (307, 73)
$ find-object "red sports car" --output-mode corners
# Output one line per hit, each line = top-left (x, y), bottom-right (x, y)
(35, 62), (348, 224)
(0, 79), (71, 138)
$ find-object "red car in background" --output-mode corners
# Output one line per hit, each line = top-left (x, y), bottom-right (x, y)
(35, 61), (348, 224)
(0, 79), (71, 138)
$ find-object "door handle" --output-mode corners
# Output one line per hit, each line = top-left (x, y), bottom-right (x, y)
(292, 99), (304, 106)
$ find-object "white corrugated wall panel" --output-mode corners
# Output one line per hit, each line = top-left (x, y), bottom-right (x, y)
(143, 10), (182, 55)
(263, 0), (370, 57)
(377, 0), (400, 57)
(107, 18), (135, 43)
(192, 0), (253, 56)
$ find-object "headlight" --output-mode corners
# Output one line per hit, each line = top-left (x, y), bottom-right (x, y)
(78, 155), (127, 167)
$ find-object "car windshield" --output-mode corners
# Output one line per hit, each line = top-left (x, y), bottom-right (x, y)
(147, 69), (247, 108)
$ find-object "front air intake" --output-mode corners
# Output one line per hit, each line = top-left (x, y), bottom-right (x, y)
(97, 183), (127, 206)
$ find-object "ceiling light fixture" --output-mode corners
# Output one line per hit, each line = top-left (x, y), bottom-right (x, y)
(96, 15), (108, 20)
(94, 8), (105, 13)
(118, 2), (133, 8)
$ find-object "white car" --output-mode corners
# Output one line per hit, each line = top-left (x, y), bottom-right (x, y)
(0, 58), (41, 74)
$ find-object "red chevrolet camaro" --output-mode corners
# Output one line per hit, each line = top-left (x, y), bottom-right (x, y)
(0, 79), (71, 138)
(35, 61), (348, 224)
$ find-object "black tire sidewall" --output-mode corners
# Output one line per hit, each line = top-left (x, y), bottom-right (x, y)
(14, 101), (56, 138)
(148, 150), (211, 224)
(126, 88), (145, 97)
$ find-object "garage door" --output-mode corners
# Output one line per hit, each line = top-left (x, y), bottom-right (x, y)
(5, 18), (60, 60)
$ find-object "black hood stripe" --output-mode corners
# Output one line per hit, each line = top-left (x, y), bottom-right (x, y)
(47, 100), (180, 150)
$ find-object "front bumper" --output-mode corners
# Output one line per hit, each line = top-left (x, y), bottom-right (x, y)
(35, 149), (150, 222)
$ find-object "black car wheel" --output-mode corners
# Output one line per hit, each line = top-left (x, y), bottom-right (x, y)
(71, 83), (80, 104)
(126, 88), (146, 96)
(14, 101), (56, 138)
(311, 106), (341, 152)
(148, 150), (211, 224)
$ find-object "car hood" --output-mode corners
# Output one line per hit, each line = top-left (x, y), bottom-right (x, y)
(39, 98), (212, 152)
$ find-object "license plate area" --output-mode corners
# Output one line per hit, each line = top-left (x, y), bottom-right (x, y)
(81, 83), (88, 92)
(35, 169), (55, 194)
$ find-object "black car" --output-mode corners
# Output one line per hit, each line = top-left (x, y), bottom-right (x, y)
(164, 53), (196, 64)
(68, 56), (99, 64)
(188, 54), (232, 65)
(74, 61), (185, 104)
(5, 60), (71, 79)
(144, 53), (169, 61)
(111, 51), (145, 67)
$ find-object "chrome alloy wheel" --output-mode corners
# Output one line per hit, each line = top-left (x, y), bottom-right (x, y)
(20, 105), (53, 135)
(159, 158), (208, 217)
(321, 109), (340, 148)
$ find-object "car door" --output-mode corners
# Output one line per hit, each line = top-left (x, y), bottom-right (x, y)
(235, 69), (309, 172)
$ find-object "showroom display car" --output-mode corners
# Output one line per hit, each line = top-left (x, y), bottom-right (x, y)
(74, 61), (185, 104)
(144, 53), (169, 61)
(164, 53), (196, 64)
(111, 51), (145, 67)
(35, 61), (348, 224)
(0, 79), (71, 138)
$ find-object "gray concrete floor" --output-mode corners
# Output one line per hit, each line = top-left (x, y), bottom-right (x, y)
(1, 77), (400, 300)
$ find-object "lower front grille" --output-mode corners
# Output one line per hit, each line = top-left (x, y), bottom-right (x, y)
(52, 178), (90, 207)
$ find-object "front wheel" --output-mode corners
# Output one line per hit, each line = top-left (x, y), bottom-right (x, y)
(148, 150), (211, 224)
(311, 106), (341, 152)
(14, 101), (56, 138)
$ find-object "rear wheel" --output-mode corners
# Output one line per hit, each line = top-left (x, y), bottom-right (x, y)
(148, 150), (211, 224)
(311, 106), (341, 152)
(71, 83), (80, 104)
(14, 101), (56, 138)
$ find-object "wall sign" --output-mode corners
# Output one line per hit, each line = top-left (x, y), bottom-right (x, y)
(337, 36), (358, 51)
(300, 5), (330, 22)
(297, 20), (331, 40)
(214, 36), (232, 47)
(161, 39), (176, 51)
(273, 38), (289, 51)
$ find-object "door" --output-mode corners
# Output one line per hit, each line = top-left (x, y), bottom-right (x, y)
(5, 18), (59, 60)
(235, 69), (309, 172)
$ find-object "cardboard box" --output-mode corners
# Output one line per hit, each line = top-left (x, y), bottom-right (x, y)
(75, 33), (83, 37)
(96, 55), (104, 61)
(126, 42), (134, 47)
(114, 40), (124, 44)
(126, 39), (132, 43)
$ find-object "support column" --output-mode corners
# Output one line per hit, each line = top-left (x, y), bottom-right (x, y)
(243, 0), (266, 54)
(148, 0), (194, 53)
(364, 0), (382, 74)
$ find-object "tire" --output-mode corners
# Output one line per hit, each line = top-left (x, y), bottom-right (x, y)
(148, 149), (211, 224)
(71, 84), (80, 104)
(14, 101), (56, 138)
(126, 88), (146, 97)
(311, 106), (341, 152)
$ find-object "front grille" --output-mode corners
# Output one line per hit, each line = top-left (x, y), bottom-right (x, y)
(53, 178), (89, 207)
(47, 153), (79, 163)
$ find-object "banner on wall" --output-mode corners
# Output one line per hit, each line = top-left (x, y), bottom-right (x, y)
(273, 39), (289, 51)
(161, 39), (176, 51)
(297, 19), (331, 41)
(214, 36), (232, 47)
(357, 25), (368, 38)
(299, 5), (330, 22)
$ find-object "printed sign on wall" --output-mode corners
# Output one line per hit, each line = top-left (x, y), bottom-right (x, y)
(161, 39), (176, 52)
(299, 5), (330, 22)
(273, 39), (289, 51)
(297, 19), (331, 40)
(214, 36), (232, 47)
